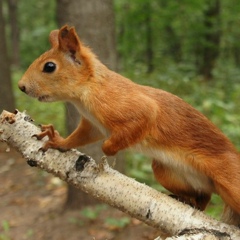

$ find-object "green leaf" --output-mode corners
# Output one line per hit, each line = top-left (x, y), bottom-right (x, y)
(105, 217), (130, 229)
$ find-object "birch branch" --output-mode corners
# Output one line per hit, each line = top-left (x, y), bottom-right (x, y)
(0, 110), (239, 239)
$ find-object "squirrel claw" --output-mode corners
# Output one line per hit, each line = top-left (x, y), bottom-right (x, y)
(32, 134), (41, 140)
(33, 124), (68, 152)
(57, 147), (68, 152)
(38, 147), (47, 153)
(38, 145), (67, 153)
(33, 124), (56, 140)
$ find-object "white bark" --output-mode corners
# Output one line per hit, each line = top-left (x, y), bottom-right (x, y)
(0, 110), (240, 239)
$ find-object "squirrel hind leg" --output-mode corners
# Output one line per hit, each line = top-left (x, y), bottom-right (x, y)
(152, 159), (211, 211)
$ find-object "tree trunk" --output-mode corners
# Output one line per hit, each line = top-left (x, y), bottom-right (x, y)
(198, 0), (221, 80)
(56, 0), (122, 209)
(7, 0), (20, 68)
(160, 1), (182, 63)
(0, 0), (15, 112)
(57, 0), (117, 70)
(144, 2), (154, 74)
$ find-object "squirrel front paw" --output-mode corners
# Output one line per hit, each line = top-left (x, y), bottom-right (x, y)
(32, 124), (68, 152)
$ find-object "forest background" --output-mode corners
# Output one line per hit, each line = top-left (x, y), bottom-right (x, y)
(0, 0), (240, 238)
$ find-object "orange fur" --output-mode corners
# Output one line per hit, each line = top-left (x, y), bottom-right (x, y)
(18, 25), (240, 226)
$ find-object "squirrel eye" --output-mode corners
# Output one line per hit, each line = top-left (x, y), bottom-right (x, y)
(43, 62), (56, 73)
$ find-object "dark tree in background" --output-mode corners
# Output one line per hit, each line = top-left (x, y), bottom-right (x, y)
(0, 0), (15, 112)
(197, 0), (221, 80)
(57, 0), (117, 70)
(160, 1), (182, 63)
(7, 0), (20, 68)
(144, 1), (154, 73)
(56, 0), (123, 209)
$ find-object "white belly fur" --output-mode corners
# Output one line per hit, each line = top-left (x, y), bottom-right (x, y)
(73, 101), (109, 136)
(133, 143), (214, 194)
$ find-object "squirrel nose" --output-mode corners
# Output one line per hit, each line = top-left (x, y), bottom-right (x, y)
(18, 84), (26, 93)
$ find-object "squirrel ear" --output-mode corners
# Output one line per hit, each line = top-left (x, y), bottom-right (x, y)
(49, 30), (59, 48)
(58, 25), (80, 55)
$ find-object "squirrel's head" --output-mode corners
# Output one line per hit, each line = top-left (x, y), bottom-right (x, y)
(18, 25), (95, 102)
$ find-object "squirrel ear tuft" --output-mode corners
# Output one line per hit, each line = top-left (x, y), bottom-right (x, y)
(49, 30), (59, 48)
(58, 25), (80, 54)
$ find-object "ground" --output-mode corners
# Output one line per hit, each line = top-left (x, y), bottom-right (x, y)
(0, 142), (166, 240)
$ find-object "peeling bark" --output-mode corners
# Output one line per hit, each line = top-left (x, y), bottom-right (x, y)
(0, 110), (240, 239)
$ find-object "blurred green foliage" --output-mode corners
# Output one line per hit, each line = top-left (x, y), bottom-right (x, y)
(4, 0), (57, 68)
(105, 217), (131, 229)
(114, 0), (240, 73)
(0, 220), (11, 240)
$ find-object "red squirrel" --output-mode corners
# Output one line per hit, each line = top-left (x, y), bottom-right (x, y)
(18, 25), (240, 226)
